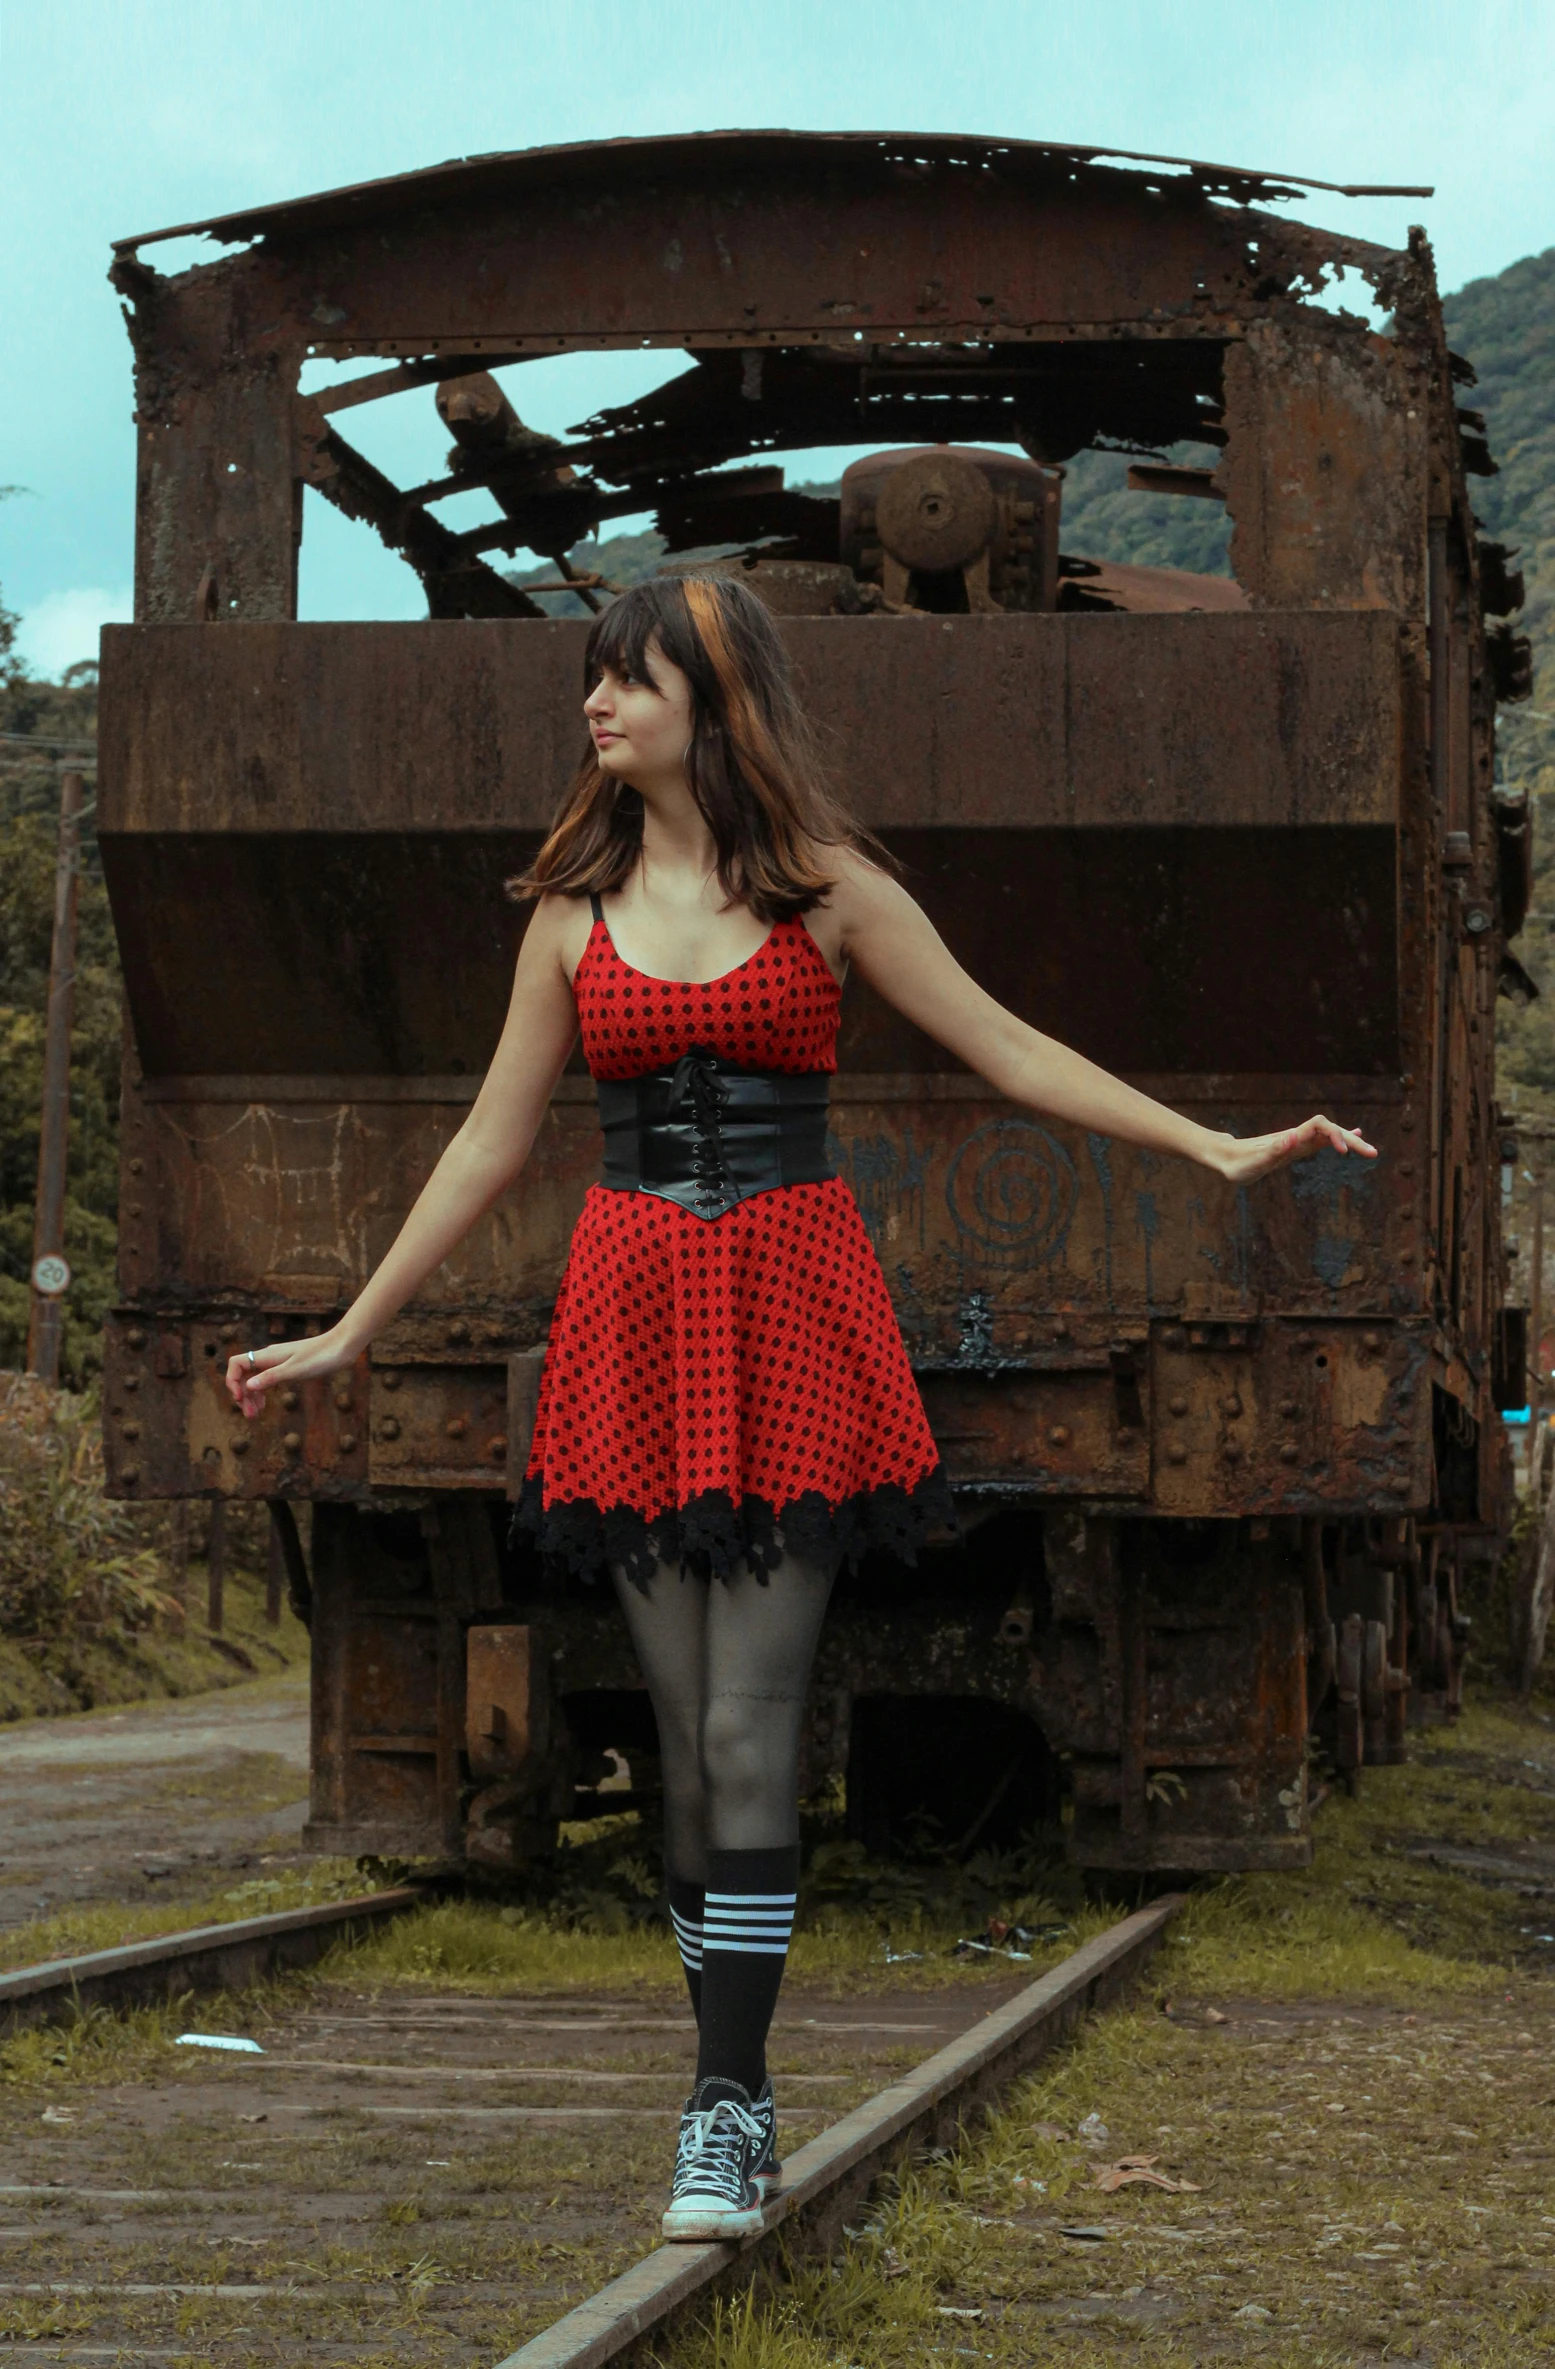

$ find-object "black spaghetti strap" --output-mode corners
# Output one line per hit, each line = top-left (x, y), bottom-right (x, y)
(589, 891), (604, 923)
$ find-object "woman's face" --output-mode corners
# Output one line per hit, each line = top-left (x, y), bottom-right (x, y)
(583, 634), (695, 788)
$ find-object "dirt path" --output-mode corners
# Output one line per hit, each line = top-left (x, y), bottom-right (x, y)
(0, 1675), (310, 1933)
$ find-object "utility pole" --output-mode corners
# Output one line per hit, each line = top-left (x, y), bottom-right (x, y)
(26, 767), (85, 1384)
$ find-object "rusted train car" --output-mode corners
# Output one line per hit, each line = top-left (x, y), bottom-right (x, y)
(97, 133), (1531, 1876)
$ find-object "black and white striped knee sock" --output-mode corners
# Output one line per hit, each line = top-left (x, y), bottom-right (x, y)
(695, 1845), (799, 2095)
(666, 1873), (704, 2019)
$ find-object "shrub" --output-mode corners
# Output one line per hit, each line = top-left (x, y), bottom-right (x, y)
(0, 1374), (174, 1642)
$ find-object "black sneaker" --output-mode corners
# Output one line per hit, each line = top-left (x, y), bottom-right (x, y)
(751, 2076), (782, 2196)
(661, 2075), (766, 2242)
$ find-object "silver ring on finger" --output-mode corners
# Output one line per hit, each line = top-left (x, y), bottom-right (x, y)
(245, 1350), (259, 1369)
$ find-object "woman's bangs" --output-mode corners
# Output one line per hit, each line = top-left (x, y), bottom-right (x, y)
(583, 583), (676, 690)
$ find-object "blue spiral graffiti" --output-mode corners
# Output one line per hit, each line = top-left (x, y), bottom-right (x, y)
(945, 1120), (1079, 1267)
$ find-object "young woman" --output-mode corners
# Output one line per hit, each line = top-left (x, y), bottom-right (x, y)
(226, 575), (1373, 2240)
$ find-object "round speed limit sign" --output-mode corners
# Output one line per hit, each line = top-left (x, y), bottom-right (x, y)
(31, 1254), (72, 1297)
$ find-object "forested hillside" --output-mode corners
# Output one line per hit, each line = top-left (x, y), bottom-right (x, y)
(1443, 249), (1555, 1113)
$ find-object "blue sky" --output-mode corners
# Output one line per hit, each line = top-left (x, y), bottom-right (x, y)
(5, 0), (1553, 675)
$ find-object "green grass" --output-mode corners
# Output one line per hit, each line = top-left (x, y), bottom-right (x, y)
(0, 1551), (309, 1724)
(0, 1855), (369, 1975)
(334, 1890), (1118, 1999)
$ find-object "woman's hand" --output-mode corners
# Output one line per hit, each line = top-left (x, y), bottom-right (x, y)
(224, 1324), (361, 1421)
(1203, 1114), (1377, 1188)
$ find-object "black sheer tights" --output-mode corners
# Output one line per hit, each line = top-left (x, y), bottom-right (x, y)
(609, 1552), (834, 1876)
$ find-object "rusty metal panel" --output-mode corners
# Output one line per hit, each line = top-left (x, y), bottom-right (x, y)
(117, 1076), (585, 1329)
(919, 1367), (1148, 1498)
(1150, 1320), (1433, 1519)
(368, 1363), (509, 1490)
(113, 142), (1310, 359)
(114, 131), (1432, 257)
(98, 613), (1401, 836)
(100, 1313), (367, 1503)
(1220, 321), (1429, 617)
(465, 1626), (548, 1782)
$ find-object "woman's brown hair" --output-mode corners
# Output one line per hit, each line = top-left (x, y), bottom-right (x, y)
(506, 574), (884, 919)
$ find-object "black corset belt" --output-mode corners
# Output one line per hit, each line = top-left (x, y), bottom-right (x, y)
(596, 1048), (833, 1221)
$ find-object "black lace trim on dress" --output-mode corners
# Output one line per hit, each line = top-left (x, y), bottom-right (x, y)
(510, 1466), (957, 1591)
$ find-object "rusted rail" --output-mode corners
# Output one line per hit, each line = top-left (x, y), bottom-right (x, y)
(0, 1887), (422, 2035)
(493, 1895), (1182, 2369)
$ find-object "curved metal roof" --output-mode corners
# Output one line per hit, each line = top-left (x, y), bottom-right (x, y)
(113, 127), (1431, 255)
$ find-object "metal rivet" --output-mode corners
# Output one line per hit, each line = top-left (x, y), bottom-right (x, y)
(448, 1319), (470, 1345)
(219, 1323), (240, 1343)
(128, 1203), (143, 1218)
(1280, 1400), (1301, 1419)
(338, 1432), (357, 1453)
(1166, 1443), (1188, 1465)
(120, 1466), (140, 1485)
(128, 1157), (144, 1175)
(121, 1419), (140, 1440)
(333, 1386), (353, 1410)
(1048, 1425), (1070, 1448)
(378, 1418), (401, 1441)
(381, 1371), (402, 1392)
(1221, 1394), (1243, 1419)
(1363, 1332), (1381, 1351)
(1164, 1326), (1187, 1351)
(445, 1415), (469, 1439)
(1169, 1397), (1188, 1418)
(281, 1389), (299, 1411)
(1222, 1440), (1243, 1462)
(487, 1436), (508, 1463)
(282, 1432), (302, 1454)
(125, 1328), (146, 1351)
(124, 1374), (140, 1393)
(1280, 1443), (1299, 1464)
(231, 1435), (250, 1456)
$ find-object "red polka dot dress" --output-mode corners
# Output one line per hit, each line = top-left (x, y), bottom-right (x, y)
(517, 909), (953, 1585)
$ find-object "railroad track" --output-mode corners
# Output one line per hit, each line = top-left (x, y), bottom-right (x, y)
(0, 1892), (1178, 2365)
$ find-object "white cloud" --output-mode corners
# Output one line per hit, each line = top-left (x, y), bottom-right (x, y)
(14, 587), (133, 680)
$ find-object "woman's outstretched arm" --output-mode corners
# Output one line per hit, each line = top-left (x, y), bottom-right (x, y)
(830, 856), (1376, 1186)
(223, 896), (582, 1414)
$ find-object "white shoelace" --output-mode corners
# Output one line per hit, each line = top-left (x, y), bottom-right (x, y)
(673, 2096), (764, 2201)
